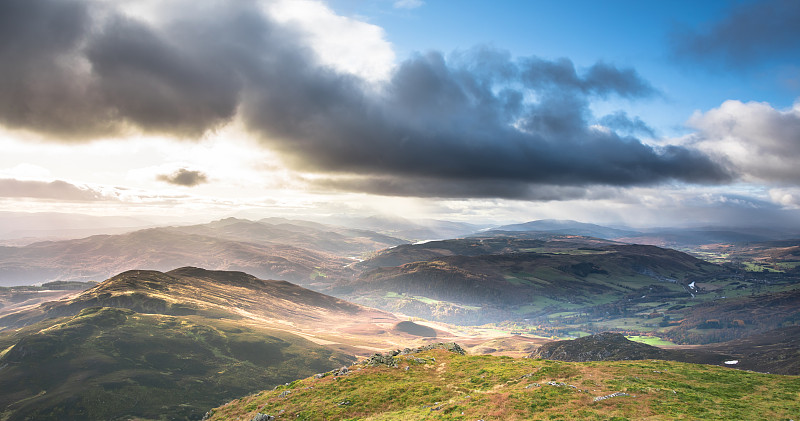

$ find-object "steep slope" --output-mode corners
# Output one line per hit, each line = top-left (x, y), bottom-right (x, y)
(701, 326), (800, 375)
(0, 228), (352, 286)
(208, 345), (800, 420)
(663, 288), (800, 344)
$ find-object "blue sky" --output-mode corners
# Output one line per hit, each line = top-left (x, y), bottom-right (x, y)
(0, 0), (799, 229)
(332, 0), (798, 136)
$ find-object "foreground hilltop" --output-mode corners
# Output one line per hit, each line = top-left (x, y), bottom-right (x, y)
(208, 343), (800, 420)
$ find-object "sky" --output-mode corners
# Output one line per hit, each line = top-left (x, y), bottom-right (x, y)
(1, 0), (800, 228)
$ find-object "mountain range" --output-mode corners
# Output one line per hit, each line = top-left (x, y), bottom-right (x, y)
(0, 216), (798, 419)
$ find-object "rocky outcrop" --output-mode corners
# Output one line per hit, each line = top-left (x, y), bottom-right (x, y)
(362, 342), (466, 367)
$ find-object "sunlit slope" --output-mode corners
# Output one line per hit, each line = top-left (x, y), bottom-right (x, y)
(0, 267), (407, 357)
(209, 345), (800, 420)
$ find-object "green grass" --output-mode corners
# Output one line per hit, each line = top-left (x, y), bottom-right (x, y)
(742, 262), (783, 273)
(209, 347), (800, 421)
(625, 336), (677, 346)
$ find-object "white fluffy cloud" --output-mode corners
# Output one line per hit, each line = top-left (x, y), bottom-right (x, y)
(688, 99), (800, 183)
(266, 0), (395, 82)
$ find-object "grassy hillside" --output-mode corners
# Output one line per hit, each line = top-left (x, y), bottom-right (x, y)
(0, 307), (354, 421)
(354, 236), (617, 271)
(664, 288), (800, 344)
(0, 268), (412, 420)
(209, 345), (800, 420)
(344, 242), (725, 326)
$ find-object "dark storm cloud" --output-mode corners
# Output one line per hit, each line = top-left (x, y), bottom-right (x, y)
(157, 169), (209, 187)
(599, 111), (656, 138)
(0, 179), (106, 201)
(0, 0), (247, 138)
(310, 176), (622, 201)
(1, 0), (732, 199)
(671, 0), (800, 69)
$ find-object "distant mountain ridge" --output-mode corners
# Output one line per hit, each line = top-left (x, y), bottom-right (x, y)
(489, 219), (639, 239)
(0, 217), (410, 286)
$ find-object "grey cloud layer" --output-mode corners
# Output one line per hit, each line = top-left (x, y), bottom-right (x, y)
(2, 0), (730, 199)
(157, 169), (209, 187)
(0, 179), (106, 201)
(671, 0), (800, 69)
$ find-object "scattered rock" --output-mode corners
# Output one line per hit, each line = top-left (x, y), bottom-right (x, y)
(251, 414), (275, 421)
(593, 392), (631, 402)
(278, 390), (291, 398)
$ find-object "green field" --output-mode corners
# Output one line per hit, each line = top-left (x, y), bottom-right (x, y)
(625, 335), (677, 346)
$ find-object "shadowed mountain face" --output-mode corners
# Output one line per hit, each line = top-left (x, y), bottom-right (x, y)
(702, 326), (800, 375)
(490, 219), (638, 239)
(342, 239), (724, 324)
(530, 332), (674, 361)
(529, 332), (732, 367)
(530, 329), (800, 376)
